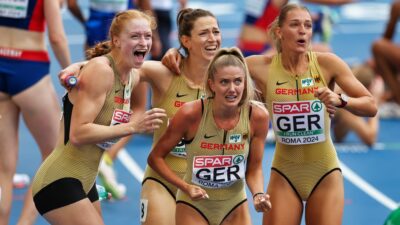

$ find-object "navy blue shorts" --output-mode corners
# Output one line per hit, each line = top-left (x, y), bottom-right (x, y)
(85, 9), (116, 47)
(0, 56), (50, 95)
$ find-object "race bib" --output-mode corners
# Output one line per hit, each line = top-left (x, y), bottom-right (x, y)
(245, 0), (267, 17)
(272, 100), (325, 145)
(97, 109), (131, 150)
(0, 0), (29, 18)
(170, 139), (186, 158)
(90, 0), (128, 13)
(192, 155), (246, 189)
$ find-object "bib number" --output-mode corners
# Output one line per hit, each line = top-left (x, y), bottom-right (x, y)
(97, 109), (131, 150)
(90, 0), (128, 12)
(0, 0), (29, 18)
(170, 139), (186, 158)
(272, 100), (325, 145)
(245, 0), (267, 17)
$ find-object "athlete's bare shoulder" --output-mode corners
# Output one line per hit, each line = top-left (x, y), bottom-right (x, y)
(246, 54), (272, 67)
(246, 54), (273, 86)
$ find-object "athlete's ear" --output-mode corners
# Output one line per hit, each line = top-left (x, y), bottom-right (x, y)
(181, 35), (191, 51)
(276, 27), (282, 40)
(208, 78), (215, 95)
(112, 36), (121, 48)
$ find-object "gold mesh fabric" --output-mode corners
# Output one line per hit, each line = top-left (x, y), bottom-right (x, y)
(265, 51), (340, 200)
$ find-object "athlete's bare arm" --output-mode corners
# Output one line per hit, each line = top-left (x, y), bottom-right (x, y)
(148, 100), (208, 200)
(315, 52), (377, 117)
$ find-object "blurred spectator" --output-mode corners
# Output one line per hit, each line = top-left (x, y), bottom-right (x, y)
(67, 0), (161, 56)
(372, 0), (400, 105)
(150, 0), (187, 60)
(238, 0), (351, 57)
(333, 62), (384, 146)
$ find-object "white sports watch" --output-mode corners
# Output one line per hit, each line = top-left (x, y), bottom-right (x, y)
(338, 93), (349, 108)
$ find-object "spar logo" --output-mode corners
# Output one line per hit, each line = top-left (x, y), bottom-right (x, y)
(112, 109), (131, 124)
(273, 102), (310, 114)
(233, 155), (244, 164)
(311, 101), (322, 112)
(273, 101), (323, 114)
(194, 155), (233, 168)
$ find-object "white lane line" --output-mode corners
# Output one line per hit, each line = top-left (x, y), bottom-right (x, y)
(340, 160), (398, 210)
(117, 148), (144, 183)
(118, 147), (400, 210)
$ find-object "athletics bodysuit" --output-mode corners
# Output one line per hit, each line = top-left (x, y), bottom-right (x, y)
(176, 99), (250, 225)
(0, 0), (50, 95)
(143, 75), (205, 197)
(32, 55), (133, 215)
(238, 0), (280, 56)
(86, 0), (134, 47)
(265, 51), (340, 201)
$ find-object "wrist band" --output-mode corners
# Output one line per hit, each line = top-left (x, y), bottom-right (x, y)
(253, 192), (264, 199)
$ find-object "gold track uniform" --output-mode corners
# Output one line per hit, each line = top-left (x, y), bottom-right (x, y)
(177, 99), (250, 225)
(32, 55), (133, 215)
(265, 52), (340, 201)
(143, 75), (204, 197)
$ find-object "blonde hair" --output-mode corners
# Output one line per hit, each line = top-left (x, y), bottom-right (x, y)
(205, 47), (255, 107)
(268, 4), (311, 52)
(86, 9), (157, 59)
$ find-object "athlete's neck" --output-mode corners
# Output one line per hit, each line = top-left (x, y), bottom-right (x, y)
(280, 52), (309, 76)
(181, 56), (208, 87)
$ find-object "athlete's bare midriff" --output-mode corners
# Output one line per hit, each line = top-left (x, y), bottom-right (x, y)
(0, 27), (46, 51)
(239, 24), (271, 44)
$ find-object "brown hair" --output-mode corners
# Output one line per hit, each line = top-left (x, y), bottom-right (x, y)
(86, 9), (157, 59)
(176, 8), (217, 56)
(268, 4), (311, 52)
(205, 47), (255, 107)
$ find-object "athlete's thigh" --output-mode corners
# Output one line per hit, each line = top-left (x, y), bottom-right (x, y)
(263, 171), (303, 225)
(305, 170), (344, 225)
(93, 201), (102, 216)
(222, 201), (252, 225)
(13, 76), (60, 157)
(176, 203), (208, 225)
(375, 39), (400, 62)
(0, 94), (19, 172)
(141, 180), (176, 225)
(44, 198), (105, 225)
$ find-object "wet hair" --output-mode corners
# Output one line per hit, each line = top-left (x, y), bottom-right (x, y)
(268, 4), (311, 52)
(86, 9), (157, 59)
(205, 47), (255, 107)
(176, 8), (217, 56)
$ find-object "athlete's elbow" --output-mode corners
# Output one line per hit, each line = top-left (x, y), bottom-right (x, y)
(367, 98), (378, 117)
(147, 153), (156, 170)
(69, 132), (85, 147)
(48, 34), (67, 49)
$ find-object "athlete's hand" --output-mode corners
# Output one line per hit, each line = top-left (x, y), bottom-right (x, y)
(253, 193), (272, 213)
(129, 108), (166, 134)
(58, 62), (83, 90)
(186, 184), (209, 201)
(314, 87), (340, 118)
(161, 48), (182, 75)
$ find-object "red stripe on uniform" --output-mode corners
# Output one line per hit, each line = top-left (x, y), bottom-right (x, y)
(29, 0), (46, 32)
(0, 47), (49, 62)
